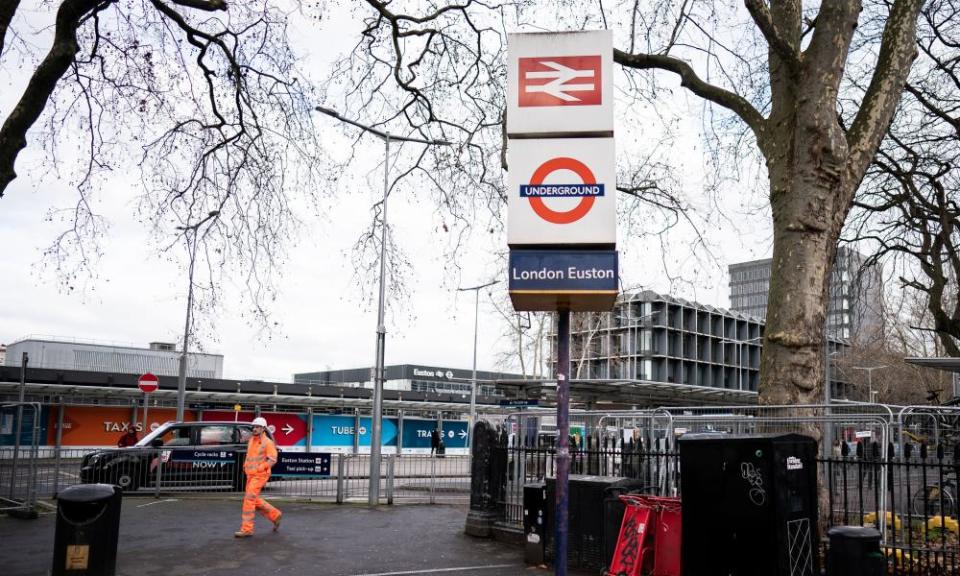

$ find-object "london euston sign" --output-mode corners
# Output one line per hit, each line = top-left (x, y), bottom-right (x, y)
(507, 30), (613, 137)
(508, 138), (616, 246)
(509, 249), (618, 311)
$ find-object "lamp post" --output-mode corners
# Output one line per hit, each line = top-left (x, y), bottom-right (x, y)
(851, 365), (888, 403)
(315, 105), (451, 505)
(823, 344), (843, 456)
(175, 210), (220, 422)
(457, 280), (498, 448)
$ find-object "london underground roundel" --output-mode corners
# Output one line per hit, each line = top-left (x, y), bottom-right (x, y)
(524, 157), (600, 224)
(508, 137), (616, 246)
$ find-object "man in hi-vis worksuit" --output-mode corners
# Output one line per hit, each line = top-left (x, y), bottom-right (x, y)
(235, 417), (282, 537)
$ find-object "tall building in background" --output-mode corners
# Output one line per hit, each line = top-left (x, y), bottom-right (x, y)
(729, 247), (883, 340)
(4, 336), (223, 378)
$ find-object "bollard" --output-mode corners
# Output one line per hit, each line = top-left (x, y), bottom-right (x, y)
(336, 453), (345, 504)
(52, 484), (122, 576)
(827, 526), (884, 576)
(386, 456), (395, 505)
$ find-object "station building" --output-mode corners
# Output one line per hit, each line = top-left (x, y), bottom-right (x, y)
(4, 336), (223, 379)
(293, 364), (517, 398)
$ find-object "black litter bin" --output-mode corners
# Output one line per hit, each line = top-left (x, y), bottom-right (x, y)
(827, 526), (885, 576)
(523, 482), (547, 565)
(437, 439), (446, 457)
(52, 483), (122, 576)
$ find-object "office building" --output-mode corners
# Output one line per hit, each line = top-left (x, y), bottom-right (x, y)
(729, 247), (883, 340)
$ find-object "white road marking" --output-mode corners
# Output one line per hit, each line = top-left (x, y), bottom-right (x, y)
(352, 565), (519, 576)
(136, 498), (178, 508)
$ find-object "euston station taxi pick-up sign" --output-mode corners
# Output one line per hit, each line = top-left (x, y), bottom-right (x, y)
(508, 30), (613, 137)
(508, 138), (616, 246)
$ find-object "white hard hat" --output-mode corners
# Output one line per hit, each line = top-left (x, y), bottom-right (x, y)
(252, 417), (268, 427)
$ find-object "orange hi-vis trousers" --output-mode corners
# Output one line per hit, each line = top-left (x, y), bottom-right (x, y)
(240, 474), (280, 533)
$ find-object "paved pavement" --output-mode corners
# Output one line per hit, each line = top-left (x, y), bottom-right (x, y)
(1, 497), (591, 576)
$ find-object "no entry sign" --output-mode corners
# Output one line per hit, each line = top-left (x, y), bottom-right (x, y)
(508, 138), (616, 246)
(138, 373), (159, 394)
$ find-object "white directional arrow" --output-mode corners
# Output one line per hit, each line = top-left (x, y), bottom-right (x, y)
(458, 430), (468, 439)
(524, 61), (596, 102)
(282, 423), (294, 436)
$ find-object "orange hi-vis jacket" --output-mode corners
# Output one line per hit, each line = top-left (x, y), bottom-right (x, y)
(243, 434), (278, 478)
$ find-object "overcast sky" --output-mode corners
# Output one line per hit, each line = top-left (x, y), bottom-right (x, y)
(0, 3), (773, 381)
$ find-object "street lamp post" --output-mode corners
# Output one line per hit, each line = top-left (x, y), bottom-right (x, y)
(315, 106), (451, 505)
(175, 210), (219, 422)
(823, 343), (843, 456)
(458, 280), (498, 448)
(851, 365), (888, 403)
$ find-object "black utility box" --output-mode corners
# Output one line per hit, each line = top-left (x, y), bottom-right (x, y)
(679, 433), (819, 576)
(52, 483), (122, 576)
(544, 475), (644, 570)
(827, 526), (884, 576)
(523, 482), (547, 565)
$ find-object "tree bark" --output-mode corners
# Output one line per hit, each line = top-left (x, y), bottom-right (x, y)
(760, 0), (922, 405)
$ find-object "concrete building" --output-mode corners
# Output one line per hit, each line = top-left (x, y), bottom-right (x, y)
(556, 290), (765, 392)
(0, 344), (5, 366)
(293, 364), (518, 398)
(552, 290), (848, 399)
(729, 247), (883, 340)
(4, 336), (223, 379)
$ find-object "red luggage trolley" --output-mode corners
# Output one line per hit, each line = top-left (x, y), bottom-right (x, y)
(605, 494), (682, 576)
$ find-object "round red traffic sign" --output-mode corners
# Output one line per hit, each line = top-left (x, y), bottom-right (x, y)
(527, 157), (597, 224)
(138, 373), (159, 393)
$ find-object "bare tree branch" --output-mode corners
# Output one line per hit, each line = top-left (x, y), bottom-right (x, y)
(0, 0), (111, 196)
(744, 0), (801, 72)
(0, 0), (21, 58)
(846, 0), (925, 184)
(613, 48), (767, 140)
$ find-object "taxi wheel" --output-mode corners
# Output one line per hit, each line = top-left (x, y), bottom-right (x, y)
(113, 469), (140, 492)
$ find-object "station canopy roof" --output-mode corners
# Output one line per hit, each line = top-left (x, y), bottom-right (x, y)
(905, 357), (960, 374)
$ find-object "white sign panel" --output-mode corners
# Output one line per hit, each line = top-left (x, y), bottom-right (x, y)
(508, 138), (616, 246)
(507, 30), (614, 136)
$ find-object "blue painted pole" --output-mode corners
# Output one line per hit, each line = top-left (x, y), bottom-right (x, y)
(555, 310), (570, 576)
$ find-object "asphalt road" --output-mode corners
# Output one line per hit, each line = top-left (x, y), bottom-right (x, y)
(0, 498), (592, 576)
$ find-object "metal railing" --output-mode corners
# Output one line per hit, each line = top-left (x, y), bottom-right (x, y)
(489, 405), (960, 575)
(0, 402), (43, 515)
(0, 445), (470, 505)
